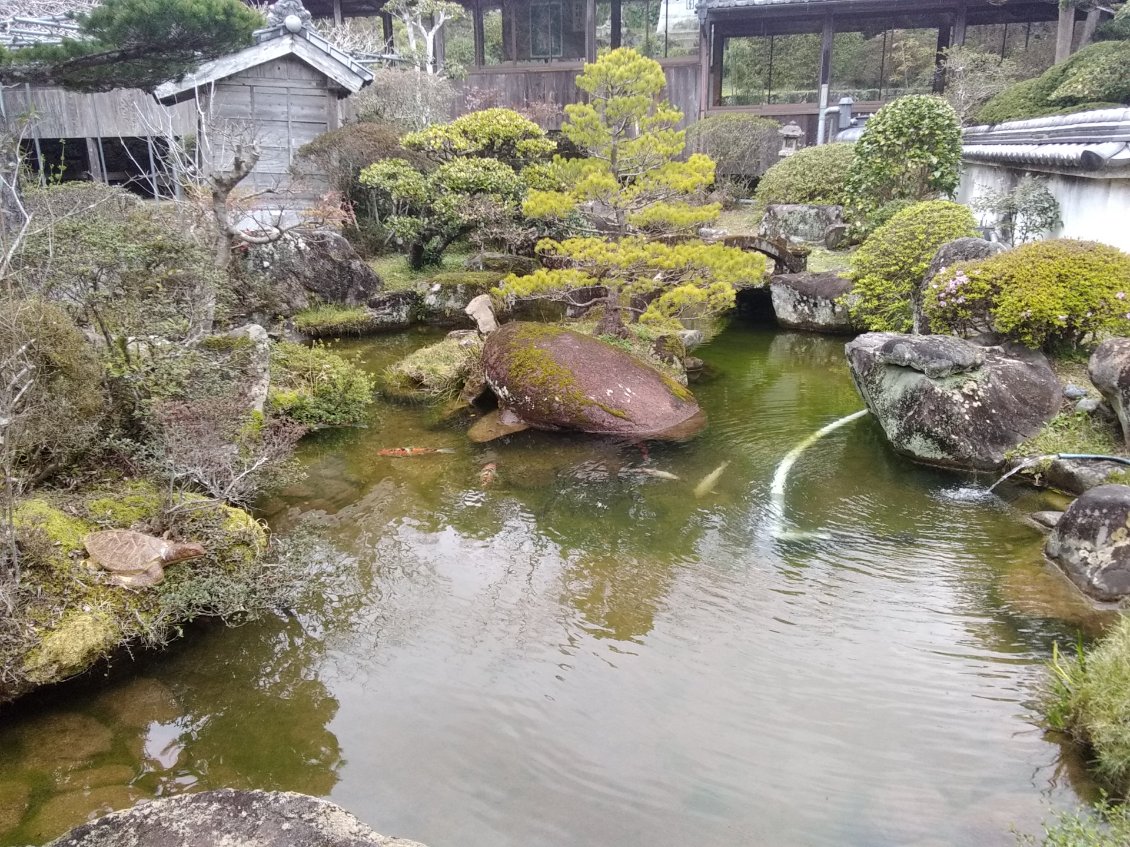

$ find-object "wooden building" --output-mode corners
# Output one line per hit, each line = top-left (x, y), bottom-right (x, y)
(2, 8), (372, 201)
(155, 18), (373, 197)
(450, 0), (1076, 136)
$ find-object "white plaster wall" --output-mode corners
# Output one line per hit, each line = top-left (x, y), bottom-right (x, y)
(958, 160), (1130, 252)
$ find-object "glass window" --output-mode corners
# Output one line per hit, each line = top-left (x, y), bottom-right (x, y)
(530, 0), (564, 58)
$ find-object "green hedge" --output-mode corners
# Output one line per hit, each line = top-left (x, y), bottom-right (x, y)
(849, 200), (976, 332)
(924, 239), (1130, 348)
(268, 341), (376, 428)
(752, 143), (855, 215)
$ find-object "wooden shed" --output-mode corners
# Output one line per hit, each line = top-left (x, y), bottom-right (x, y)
(154, 17), (373, 199)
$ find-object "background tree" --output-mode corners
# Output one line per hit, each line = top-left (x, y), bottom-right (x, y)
(523, 48), (719, 238)
(0, 0), (263, 91)
(385, 0), (464, 75)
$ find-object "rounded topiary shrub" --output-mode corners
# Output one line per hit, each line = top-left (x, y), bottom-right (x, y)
(924, 239), (1130, 349)
(752, 142), (855, 215)
(844, 95), (963, 230)
(850, 200), (977, 332)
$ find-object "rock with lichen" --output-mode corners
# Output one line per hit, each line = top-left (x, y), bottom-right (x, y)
(45, 789), (428, 847)
(1046, 484), (1130, 602)
(845, 332), (1060, 471)
(478, 322), (705, 440)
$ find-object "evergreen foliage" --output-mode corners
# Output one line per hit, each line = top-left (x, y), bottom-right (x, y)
(522, 48), (720, 237)
(358, 108), (554, 268)
(268, 342), (376, 428)
(0, 0), (262, 91)
(924, 239), (1130, 348)
(977, 40), (1130, 124)
(844, 95), (963, 230)
(751, 143), (855, 216)
(498, 236), (764, 331)
(849, 200), (976, 332)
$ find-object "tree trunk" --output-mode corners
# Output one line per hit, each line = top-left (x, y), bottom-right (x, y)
(1055, 3), (1076, 64)
(595, 296), (629, 338)
(408, 241), (427, 270)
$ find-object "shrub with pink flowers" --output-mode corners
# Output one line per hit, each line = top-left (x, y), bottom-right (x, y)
(923, 239), (1130, 349)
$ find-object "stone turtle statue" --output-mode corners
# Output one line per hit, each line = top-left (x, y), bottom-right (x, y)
(83, 530), (205, 588)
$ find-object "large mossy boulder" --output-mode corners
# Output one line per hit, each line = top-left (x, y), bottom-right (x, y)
(758, 204), (843, 244)
(845, 332), (1060, 471)
(4, 483), (271, 706)
(770, 271), (856, 333)
(1046, 484), (1130, 602)
(46, 789), (427, 847)
(480, 322), (705, 439)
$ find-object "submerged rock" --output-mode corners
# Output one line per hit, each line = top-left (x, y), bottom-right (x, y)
(845, 332), (1060, 471)
(45, 789), (427, 847)
(480, 322), (705, 440)
(1089, 338), (1130, 445)
(1046, 484), (1130, 602)
(770, 271), (856, 333)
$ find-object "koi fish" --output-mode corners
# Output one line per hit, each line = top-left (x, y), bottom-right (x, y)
(621, 467), (680, 481)
(693, 461), (730, 498)
(377, 447), (455, 458)
(479, 462), (498, 488)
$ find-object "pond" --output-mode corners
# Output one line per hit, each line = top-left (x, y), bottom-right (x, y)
(0, 322), (1110, 846)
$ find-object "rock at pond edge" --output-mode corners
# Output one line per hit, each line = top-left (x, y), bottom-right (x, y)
(1046, 484), (1130, 602)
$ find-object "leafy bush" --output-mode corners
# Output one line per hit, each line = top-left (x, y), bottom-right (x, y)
(1046, 615), (1130, 794)
(971, 175), (1061, 246)
(977, 41), (1130, 124)
(16, 183), (222, 343)
(844, 95), (963, 229)
(850, 200), (976, 332)
(924, 239), (1130, 348)
(686, 114), (780, 179)
(268, 342), (376, 428)
(752, 142), (855, 217)
(1016, 798), (1130, 847)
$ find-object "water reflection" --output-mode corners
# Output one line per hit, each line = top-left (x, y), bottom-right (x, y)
(0, 324), (1116, 847)
(0, 613), (340, 844)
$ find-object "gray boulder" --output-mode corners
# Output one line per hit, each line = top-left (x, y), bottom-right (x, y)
(846, 332), (1061, 471)
(759, 204), (843, 244)
(366, 290), (423, 331)
(912, 237), (1006, 335)
(252, 230), (384, 313)
(770, 272), (856, 333)
(1046, 485), (1130, 602)
(46, 789), (426, 847)
(465, 294), (498, 334)
(1039, 456), (1130, 495)
(219, 324), (270, 414)
(1089, 338), (1130, 445)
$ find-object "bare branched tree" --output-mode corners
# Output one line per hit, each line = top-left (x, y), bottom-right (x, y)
(151, 397), (306, 507)
(385, 0), (463, 74)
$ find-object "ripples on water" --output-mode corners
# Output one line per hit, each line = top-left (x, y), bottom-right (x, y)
(0, 325), (1112, 847)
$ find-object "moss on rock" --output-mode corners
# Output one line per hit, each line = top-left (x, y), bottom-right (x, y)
(3, 482), (280, 706)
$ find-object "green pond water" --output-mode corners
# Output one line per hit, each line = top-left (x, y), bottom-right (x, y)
(0, 323), (1113, 846)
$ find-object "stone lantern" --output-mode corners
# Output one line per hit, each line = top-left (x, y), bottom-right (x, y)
(778, 122), (804, 158)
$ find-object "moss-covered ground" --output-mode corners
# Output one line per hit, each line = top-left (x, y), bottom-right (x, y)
(370, 246), (473, 292)
(2, 482), (287, 705)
